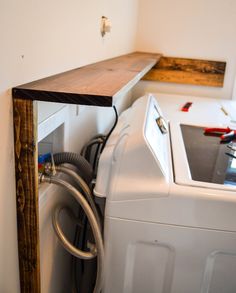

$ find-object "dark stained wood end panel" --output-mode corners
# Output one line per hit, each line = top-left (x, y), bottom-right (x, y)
(143, 56), (226, 87)
(12, 88), (113, 107)
(12, 52), (161, 106)
(13, 98), (40, 293)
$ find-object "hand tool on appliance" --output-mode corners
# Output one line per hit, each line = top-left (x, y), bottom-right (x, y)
(204, 127), (236, 143)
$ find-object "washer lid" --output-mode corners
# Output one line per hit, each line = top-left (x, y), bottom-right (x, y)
(171, 122), (236, 191)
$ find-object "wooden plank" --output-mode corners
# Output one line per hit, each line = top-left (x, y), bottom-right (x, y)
(143, 56), (226, 87)
(13, 98), (40, 293)
(12, 52), (161, 106)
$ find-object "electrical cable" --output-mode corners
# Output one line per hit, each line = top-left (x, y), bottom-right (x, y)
(73, 207), (88, 293)
(101, 106), (118, 152)
(81, 138), (105, 158)
(93, 143), (102, 173)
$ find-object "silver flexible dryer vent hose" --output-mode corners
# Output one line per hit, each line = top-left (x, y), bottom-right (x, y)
(40, 175), (104, 293)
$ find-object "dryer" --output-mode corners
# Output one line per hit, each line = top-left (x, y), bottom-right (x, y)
(94, 93), (236, 293)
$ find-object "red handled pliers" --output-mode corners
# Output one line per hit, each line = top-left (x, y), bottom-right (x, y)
(204, 127), (236, 143)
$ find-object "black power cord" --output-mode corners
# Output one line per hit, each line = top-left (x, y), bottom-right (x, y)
(101, 106), (118, 152)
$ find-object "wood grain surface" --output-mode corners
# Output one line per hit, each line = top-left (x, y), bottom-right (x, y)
(12, 52), (161, 106)
(13, 98), (40, 293)
(143, 56), (226, 87)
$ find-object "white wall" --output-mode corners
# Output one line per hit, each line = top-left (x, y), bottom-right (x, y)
(0, 0), (138, 291)
(135, 0), (236, 100)
(1, 0), (236, 291)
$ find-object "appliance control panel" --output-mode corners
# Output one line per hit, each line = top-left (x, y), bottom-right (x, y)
(144, 96), (169, 177)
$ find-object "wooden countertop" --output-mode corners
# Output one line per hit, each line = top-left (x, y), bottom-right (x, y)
(12, 52), (161, 107)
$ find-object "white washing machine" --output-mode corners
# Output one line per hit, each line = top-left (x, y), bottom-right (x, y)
(94, 93), (236, 293)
